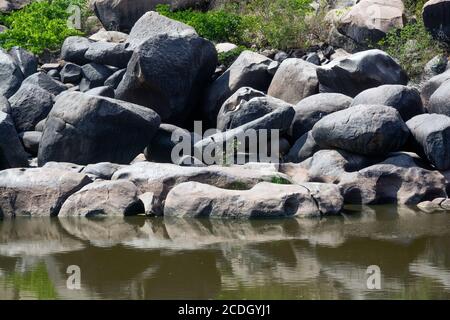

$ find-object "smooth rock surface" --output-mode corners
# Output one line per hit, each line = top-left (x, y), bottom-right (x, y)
(339, 154), (447, 205)
(9, 84), (54, 132)
(267, 58), (319, 104)
(38, 92), (161, 166)
(317, 49), (408, 97)
(290, 93), (353, 141)
(351, 85), (424, 121)
(116, 33), (217, 125)
(164, 181), (343, 218)
(406, 113), (450, 170)
(0, 49), (23, 98)
(59, 180), (143, 217)
(0, 167), (92, 217)
(312, 105), (409, 156)
(428, 80), (450, 116)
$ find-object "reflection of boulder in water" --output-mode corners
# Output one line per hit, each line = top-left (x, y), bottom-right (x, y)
(58, 216), (146, 247)
(0, 218), (84, 257)
(218, 240), (323, 291)
(52, 244), (221, 299)
(126, 218), (303, 250)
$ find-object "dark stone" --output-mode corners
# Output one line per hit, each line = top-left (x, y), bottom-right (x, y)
(312, 105), (409, 156)
(38, 92), (161, 165)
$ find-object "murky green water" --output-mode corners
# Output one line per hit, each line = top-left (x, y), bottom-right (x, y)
(0, 206), (449, 300)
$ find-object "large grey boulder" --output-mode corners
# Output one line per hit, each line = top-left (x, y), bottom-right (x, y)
(202, 51), (273, 127)
(9, 84), (55, 132)
(312, 105), (409, 156)
(290, 93), (352, 141)
(38, 92), (161, 166)
(336, 0), (405, 45)
(126, 11), (197, 49)
(59, 180), (143, 217)
(0, 49), (23, 98)
(0, 111), (28, 169)
(421, 69), (450, 107)
(351, 85), (424, 121)
(423, 0), (450, 43)
(8, 46), (38, 78)
(217, 95), (293, 131)
(406, 113), (450, 170)
(60, 36), (93, 65)
(112, 162), (290, 215)
(428, 80), (450, 116)
(164, 181), (343, 218)
(84, 41), (132, 68)
(116, 33), (217, 125)
(22, 72), (66, 96)
(339, 153), (447, 205)
(0, 167), (92, 218)
(267, 58), (319, 104)
(92, 1), (209, 33)
(317, 49), (408, 97)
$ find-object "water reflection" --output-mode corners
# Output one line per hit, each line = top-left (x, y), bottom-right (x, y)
(0, 206), (449, 299)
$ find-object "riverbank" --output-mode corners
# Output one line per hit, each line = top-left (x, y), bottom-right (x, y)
(1, 0), (450, 219)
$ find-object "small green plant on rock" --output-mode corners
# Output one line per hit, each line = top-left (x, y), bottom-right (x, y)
(270, 176), (292, 185)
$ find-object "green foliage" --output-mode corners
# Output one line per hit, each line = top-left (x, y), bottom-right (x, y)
(378, 19), (445, 80)
(270, 176), (292, 185)
(157, 0), (329, 51)
(0, 0), (85, 54)
(218, 45), (247, 67)
(403, 0), (428, 17)
(156, 4), (244, 43)
(234, 0), (325, 50)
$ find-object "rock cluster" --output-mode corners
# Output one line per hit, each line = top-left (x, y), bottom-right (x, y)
(1, 8), (450, 220)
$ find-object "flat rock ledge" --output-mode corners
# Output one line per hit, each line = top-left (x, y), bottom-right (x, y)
(164, 181), (343, 218)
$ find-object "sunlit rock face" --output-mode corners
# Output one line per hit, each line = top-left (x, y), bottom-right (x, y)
(111, 162), (290, 215)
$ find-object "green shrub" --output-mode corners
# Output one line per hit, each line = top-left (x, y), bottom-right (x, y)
(378, 19), (445, 80)
(157, 0), (330, 51)
(0, 0), (86, 54)
(235, 0), (324, 50)
(156, 4), (244, 43)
